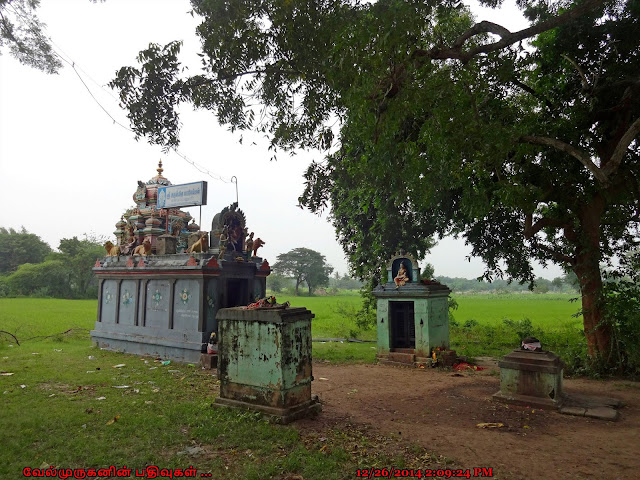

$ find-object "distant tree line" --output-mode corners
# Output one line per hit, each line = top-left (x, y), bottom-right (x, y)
(437, 273), (580, 294)
(0, 227), (104, 299)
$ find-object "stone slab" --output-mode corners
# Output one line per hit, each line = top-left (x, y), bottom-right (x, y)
(498, 349), (564, 374)
(213, 396), (321, 424)
(492, 391), (564, 409)
(585, 406), (620, 421)
(563, 393), (624, 409)
(388, 352), (416, 364)
(559, 393), (623, 421)
(92, 335), (202, 363)
(558, 405), (586, 416)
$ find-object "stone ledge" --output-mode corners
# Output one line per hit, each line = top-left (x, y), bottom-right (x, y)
(213, 396), (322, 424)
(492, 391), (565, 409)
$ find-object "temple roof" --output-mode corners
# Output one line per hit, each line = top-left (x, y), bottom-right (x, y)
(147, 160), (171, 186)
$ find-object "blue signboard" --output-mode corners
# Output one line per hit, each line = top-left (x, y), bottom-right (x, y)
(157, 181), (207, 208)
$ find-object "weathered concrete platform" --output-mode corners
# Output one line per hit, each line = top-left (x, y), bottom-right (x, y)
(493, 349), (565, 409)
(214, 306), (321, 423)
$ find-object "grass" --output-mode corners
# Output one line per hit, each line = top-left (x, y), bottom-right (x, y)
(448, 294), (586, 364)
(0, 324), (442, 479)
(1, 293), (584, 365)
(313, 341), (377, 364)
(0, 294), (590, 476)
(0, 298), (96, 339)
(453, 293), (582, 329)
(277, 294), (372, 340)
(0, 340), (365, 479)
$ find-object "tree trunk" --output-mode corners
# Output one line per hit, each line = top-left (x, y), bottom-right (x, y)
(574, 200), (613, 364)
(295, 277), (301, 296)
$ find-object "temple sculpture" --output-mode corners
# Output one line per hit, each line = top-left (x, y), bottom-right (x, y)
(91, 162), (270, 363)
(113, 161), (195, 254)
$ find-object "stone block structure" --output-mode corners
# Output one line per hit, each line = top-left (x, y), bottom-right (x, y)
(372, 252), (452, 366)
(214, 306), (321, 423)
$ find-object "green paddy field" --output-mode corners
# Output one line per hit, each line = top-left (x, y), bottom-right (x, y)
(0, 293), (584, 364)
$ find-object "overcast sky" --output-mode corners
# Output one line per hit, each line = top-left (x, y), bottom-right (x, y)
(0, 0), (564, 280)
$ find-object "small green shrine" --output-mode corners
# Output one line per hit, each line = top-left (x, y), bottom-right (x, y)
(372, 252), (452, 366)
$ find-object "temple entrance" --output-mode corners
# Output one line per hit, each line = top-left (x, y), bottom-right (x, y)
(390, 301), (415, 349)
(225, 279), (249, 308)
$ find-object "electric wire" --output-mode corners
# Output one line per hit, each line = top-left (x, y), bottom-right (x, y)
(4, 2), (235, 184)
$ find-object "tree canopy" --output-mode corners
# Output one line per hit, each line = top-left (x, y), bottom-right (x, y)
(1, 231), (104, 298)
(0, 227), (51, 274)
(0, 0), (62, 73)
(110, 0), (640, 366)
(272, 247), (333, 295)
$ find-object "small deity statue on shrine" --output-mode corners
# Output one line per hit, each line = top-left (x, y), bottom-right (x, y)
(245, 232), (254, 256)
(171, 220), (184, 237)
(252, 237), (265, 257)
(394, 261), (409, 289)
(121, 223), (138, 255)
(218, 226), (229, 260)
(227, 223), (244, 252)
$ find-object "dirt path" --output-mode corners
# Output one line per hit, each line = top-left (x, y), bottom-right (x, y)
(295, 361), (639, 480)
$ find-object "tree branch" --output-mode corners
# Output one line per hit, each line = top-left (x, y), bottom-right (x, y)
(562, 54), (590, 91)
(601, 117), (640, 178)
(520, 135), (608, 185)
(524, 214), (567, 239)
(0, 330), (20, 346)
(412, 0), (605, 64)
(537, 244), (574, 265)
(510, 78), (555, 112)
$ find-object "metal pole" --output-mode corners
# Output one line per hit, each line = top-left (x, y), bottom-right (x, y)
(231, 176), (238, 204)
(199, 205), (202, 231)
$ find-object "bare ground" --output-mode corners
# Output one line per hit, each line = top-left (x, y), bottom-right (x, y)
(294, 360), (639, 480)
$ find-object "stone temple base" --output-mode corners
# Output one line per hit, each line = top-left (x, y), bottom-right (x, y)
(493, 349), (565, 409)
(214, 306), (320, 423)
(492, 390), (566, 409)
(213, 396), (322, 424)
(92, 333), (203, 363)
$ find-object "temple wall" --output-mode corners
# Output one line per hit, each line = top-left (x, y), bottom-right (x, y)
(91, 254), (269, 363)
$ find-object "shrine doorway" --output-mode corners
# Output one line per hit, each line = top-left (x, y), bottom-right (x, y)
(224, 279), (249, 308)
(390, 301), (415, 350)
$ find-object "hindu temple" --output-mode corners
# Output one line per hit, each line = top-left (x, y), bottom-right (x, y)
(372, 251), (453, 366)
(90, 162), (271, 363)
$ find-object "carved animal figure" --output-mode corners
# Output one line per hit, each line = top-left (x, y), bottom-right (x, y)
(252, 238), (265, 257)
(133, 239), (152, 256)
(104, 241), (120, 257)
(187, 233), (208, 254)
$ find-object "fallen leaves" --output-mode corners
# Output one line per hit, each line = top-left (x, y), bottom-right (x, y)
(476, 422), (504, 429)
(106, 414), (120, 425)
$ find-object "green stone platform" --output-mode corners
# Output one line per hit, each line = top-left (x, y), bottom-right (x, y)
(214, 306), (321, 423)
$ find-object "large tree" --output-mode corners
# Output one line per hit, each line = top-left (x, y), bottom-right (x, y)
(272, 248), (333, 295)
(110, 0), (640, 365)
(0, 227), (51, 274)
(51, 236), (105, 298)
